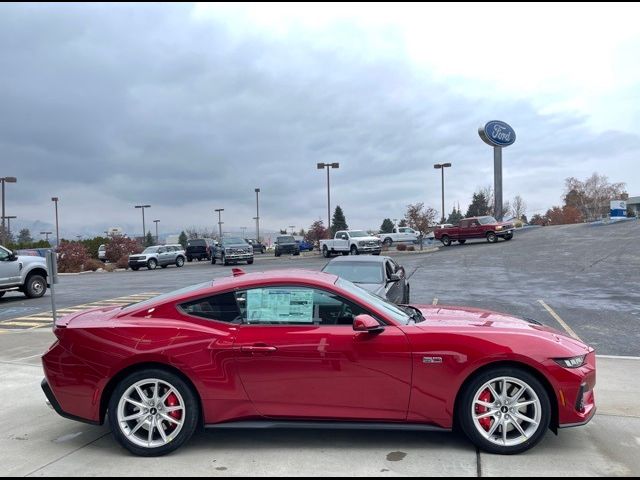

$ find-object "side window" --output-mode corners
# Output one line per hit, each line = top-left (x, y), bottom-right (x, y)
(385, 261), (394, 279)
(0, 248), (9, 261)
(179, 292), (242, 323)
(460, 220), (469, 228)
(236, 287), (368, 326)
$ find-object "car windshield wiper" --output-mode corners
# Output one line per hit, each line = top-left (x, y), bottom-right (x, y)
(401, 305), (424, 324)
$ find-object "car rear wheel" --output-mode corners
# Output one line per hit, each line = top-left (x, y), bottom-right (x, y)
(176, 257), (185, 268)
(108, 369), (199, 457)
(458, 367), (550, 455)
(24, 274), (47, 298)
(322, 246), (330, 258)
(441, 235), (451, 247)
(487, 232), (498, 243)
(147, 259), (157, 270)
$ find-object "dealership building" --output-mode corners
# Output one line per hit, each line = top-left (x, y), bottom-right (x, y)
(627, 196), (640, 216)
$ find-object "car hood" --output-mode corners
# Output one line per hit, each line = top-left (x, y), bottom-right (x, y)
(224, 243), (251, 248)
(353, 236), (380, 242)
(354, 282), (386, 297)
(412, 304), (589, 351)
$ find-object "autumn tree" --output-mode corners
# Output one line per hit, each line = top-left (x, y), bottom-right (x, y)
(545, 205), (583, 225)
(305, 219), (328, 244)
(404, 203), (438, 234)
(564, 173), (626, 221)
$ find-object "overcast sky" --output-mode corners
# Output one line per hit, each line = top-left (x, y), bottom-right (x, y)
(1, 2), (639, 239)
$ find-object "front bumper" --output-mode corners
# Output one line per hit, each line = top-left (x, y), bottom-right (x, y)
(224, 253), (253, 260)
(357, 245), (382, 254)
(128, 259), (149, 267)
(553, 351), (597, 428)
(495, 229), (514, 237)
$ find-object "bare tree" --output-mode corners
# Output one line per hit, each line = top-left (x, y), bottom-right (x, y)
(512, 195), (527, 220)
(404, 203), (438, 234)
(564, 173), (626, 221)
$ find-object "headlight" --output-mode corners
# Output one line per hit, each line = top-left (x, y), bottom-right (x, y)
(358, 241), (365, 246)
(554, 355), (586, 368)
(496, 226), (503, 230)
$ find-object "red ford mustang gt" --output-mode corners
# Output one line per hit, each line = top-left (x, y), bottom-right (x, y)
(42, 269), (596, 456)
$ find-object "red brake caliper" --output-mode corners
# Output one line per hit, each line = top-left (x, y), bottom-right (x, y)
(475, 389), (492, 431)
(165, 393), (182, 431)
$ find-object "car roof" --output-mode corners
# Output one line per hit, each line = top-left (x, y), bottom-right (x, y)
(325, 255), (390, 264)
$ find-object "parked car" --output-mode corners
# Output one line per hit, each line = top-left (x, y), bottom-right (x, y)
(378, 226), (420, 246)
(186, 238), (213, 262)
(321, 255), (409, 304)
(41, 269), (596, 456)
(434, 217), (515, 246)
(0, 245), (49, 298)
(128, 245), (186, 271)
(98, 244), (107, 262)
(320, 230), (382, 257)
(212, 237), (253, 265)
(274, 235), (300, 257)
(293, 235), (314, 252)
(245, 239), (267, 254)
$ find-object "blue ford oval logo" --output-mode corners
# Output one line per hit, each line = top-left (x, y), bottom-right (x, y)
(479, 120), (516, 147)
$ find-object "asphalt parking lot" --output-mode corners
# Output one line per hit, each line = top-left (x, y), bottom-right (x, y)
(0, 221), (639, 476)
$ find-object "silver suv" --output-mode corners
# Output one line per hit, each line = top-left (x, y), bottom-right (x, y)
(0, 245), (49, 298)
(128, 244), (186, 271)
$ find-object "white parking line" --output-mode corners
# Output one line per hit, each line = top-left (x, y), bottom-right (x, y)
(597, 354), (640, 361)
(538, 299), (582, 341)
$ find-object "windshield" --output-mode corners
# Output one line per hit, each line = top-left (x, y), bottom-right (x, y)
(121, 282), (211, 312)
(348, 231), (368, 237)
(277, 236), (295, 243)
(337, 278), (410, 325)
(478, 216), (498, 225)
(224, 237), (246, 244)
(323, 262), (383, 283)
(142, 247), (159, 253)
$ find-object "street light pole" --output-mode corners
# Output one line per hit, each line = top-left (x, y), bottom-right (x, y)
(215, 209), (224, 239)
(134, 205), (151, 242)
(254, 188), (260, 242)
(1, 176), (17, 243)
(51, 197), (60, 247)
(2, 216), (16, 241)
(317, 163), (339, 237)
(433, 163), (452, 224)
(153, 220), (160, 244)
(41, 231), (53, 243)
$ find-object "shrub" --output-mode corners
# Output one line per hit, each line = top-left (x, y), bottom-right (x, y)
(83, 259), (105, 271)
(106, 237), (142, 263)
(396, 243), (407, 251)
(407, 245), (415, 251)
(57, 241), (91, 273)
(116, 255), (130, 269)
(103, 263), (116, 272)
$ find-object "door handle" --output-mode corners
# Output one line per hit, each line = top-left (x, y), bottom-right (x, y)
(241, 345), (277, 354)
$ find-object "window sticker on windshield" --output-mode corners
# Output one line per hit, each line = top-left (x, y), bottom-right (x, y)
(247, 288), (314, 323)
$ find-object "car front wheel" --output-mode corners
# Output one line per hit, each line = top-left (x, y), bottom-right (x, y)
(24, 274), (47, 298)
(147, 259), (157, 270)
(441, 235), (451, 247)
(176, 257), (185, 267)
(458, 367), (550, 455)
(108, 369), (199, 457)
(350, 245), (358, 255)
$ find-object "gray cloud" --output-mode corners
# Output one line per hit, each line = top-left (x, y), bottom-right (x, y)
(1, 4), (639, 239)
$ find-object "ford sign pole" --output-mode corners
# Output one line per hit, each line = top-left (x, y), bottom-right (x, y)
(478, 121), (516, 221)
(45, 250), (59, 323)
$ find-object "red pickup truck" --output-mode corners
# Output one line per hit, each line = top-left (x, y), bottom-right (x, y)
(434, 216), (515, 246)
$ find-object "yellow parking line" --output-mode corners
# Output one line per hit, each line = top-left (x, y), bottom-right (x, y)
(432, 297), (438, 305)
(538, 300), (582, 341)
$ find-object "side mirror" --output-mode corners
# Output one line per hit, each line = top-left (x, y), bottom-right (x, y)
(8, 252), (17, 261)
(353, 314), (384, 334)
(388, 273), (401, 283)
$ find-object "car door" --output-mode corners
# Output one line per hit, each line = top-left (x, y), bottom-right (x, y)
(234, 285), (412, 421)
(335, 231), (349, 251)
(0, 247), (20, 286)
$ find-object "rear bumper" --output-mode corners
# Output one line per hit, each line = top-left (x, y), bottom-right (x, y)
(41, 379), (100, 426)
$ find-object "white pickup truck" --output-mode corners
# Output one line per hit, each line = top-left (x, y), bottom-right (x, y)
(0, 245), (49, 298)
(320, 230), (382, 257)
(378, 226), (420, 246)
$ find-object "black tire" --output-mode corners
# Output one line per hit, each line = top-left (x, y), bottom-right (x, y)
(458, 366), (551, 455)
(341, 251), (349, 256)
(441, 235), (451, 247)
(372, 252), (380, 256)
(350, 245), (358, 255)
(322, 246), (330, 258)
(275, 251), (281, 257)
(131, 266), (140, 271)
(147, 259), (157, 270)
(261, 247), (266, 254)
(187, 257), (192, 263)
(383, 237), (393, 246)
(486, 232), (498, 243)
(294, 251), (300, 256)
(211, 256), (216, 265)
(458, 239), (467, 245)
(176, 256), (185, 268)
(505, 233), (513, 241)
(0, 291), (5, 298)
(161, 265), (168, 269)
(222, 254), (229, 266)
(107, 368), (199, 457)
(24, 274), (47, 298)
(247, 259), (254, 265)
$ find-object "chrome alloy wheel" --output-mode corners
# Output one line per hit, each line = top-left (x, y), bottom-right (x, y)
(471, 376), (542, 447)
(117, 379), (185, 449)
